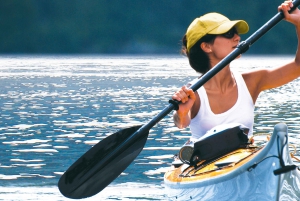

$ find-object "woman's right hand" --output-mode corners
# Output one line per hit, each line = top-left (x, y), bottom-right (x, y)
(172, 85), (196, 116)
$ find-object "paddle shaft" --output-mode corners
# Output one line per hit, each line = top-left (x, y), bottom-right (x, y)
(126, 0), (300, 178)
(142, 0), (300, 130)
(127, 0), (300, 175)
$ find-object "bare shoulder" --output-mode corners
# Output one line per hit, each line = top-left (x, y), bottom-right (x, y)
(241, 69), (267, 85)
(241, 69), (268, 102)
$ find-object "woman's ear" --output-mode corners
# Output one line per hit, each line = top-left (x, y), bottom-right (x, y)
(200, 42), (212, 53)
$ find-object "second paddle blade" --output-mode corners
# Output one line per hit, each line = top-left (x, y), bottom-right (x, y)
(58, 125), (149, 199)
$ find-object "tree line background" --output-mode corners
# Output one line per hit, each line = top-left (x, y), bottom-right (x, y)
(0, 0), (297, 55)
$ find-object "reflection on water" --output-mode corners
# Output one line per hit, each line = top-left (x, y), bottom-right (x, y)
(0, 55), (300, 200)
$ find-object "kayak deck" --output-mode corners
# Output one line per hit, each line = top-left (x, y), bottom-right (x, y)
(165, 146), (262, 183)
(164, 123), (300, 200)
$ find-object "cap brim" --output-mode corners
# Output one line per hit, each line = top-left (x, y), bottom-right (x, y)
(208, 20), (249, 35)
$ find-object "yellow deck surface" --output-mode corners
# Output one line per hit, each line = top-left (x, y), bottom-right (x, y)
(165, 147), (262, 183)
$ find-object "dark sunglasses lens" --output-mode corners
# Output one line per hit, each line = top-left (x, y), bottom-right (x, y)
(222, 29), (237, 38)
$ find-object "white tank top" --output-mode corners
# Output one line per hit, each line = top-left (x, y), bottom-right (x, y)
(189, 71), (254, 139)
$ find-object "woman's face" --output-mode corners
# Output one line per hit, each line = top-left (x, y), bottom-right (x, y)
(209, 28), (241, 61)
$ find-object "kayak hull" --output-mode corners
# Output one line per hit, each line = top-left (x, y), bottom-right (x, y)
(164, 123), (300, 200)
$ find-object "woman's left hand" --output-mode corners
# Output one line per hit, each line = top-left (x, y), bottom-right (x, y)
(278, 0), (300, 27)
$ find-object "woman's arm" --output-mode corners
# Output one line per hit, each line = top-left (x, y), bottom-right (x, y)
(244, 0), (300, 102)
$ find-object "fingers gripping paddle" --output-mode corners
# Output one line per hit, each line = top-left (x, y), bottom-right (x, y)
(58, 1), (300, 199)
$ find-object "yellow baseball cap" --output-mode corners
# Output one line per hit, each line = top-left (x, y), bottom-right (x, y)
(186, 12), (249, 51)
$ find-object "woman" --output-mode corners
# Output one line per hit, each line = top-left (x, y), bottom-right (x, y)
(172, 0), (300, 139)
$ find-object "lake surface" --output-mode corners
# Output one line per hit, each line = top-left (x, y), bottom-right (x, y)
(1, 55), (300, 200)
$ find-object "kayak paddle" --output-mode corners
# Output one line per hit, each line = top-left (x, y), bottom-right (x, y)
(58, 0), (300, 199)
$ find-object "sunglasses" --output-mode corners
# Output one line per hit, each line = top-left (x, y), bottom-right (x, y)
(220, 28), (238, 39)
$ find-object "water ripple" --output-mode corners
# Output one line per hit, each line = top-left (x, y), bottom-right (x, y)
(0, 55), (299, 200)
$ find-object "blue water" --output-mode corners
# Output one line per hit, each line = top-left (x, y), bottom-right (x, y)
(1, 55), (300, 200)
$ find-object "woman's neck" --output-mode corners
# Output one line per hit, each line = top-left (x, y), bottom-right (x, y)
(204, 66), (235, 93)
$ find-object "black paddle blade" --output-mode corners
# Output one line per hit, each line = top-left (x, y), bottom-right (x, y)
(58, 125), (149, 199)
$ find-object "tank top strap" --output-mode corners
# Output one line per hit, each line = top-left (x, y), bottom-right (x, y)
(231, 71), (253, 105)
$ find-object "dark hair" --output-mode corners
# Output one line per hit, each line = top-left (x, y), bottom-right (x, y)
(181, 34), (216, 74)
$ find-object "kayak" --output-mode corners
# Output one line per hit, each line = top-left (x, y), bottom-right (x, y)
(164, 123), (300, 200)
